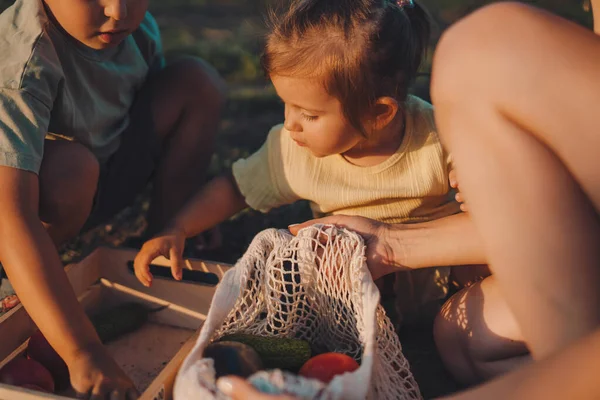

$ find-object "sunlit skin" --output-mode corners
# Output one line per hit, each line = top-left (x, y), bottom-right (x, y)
(271, 75), (405, 167)
(43, 0), (149, 50)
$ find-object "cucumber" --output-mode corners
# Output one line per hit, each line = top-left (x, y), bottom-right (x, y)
(90, 302), (149, 343)
(219, 334), (311, 372)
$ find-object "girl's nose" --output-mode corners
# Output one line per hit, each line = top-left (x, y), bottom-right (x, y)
(283, 105), (302, 132)
(105, 0), (128, 20)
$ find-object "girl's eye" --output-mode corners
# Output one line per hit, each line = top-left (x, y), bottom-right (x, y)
(301, 113), (318, 121)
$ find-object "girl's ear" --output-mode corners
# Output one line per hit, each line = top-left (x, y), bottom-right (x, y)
(368, 97), (399, 131)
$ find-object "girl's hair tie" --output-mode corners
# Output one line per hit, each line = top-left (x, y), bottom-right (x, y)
(397, 0), (415, 9)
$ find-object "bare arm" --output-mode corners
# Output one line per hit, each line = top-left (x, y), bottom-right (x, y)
(389, 212), (486, 269)
(134, 172), (248, 285)
(171, 172), (248, 238)
(290, 212), (486, 280)
(0, 167), (102, 362)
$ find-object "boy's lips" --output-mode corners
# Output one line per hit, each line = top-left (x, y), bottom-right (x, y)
(97, 29), (129, 44)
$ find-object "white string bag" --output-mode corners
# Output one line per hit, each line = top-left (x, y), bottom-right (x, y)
(174, 225), (421, 400)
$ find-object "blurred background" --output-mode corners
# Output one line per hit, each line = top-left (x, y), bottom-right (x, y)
(0, 1), (594, 397)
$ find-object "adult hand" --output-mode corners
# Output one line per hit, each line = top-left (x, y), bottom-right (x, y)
(289, 215), (402, 280)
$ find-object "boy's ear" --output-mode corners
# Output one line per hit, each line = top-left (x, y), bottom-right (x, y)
(369, 97), (399, 131)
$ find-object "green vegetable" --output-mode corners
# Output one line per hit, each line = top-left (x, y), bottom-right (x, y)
(90, 302), (149, 343)
(203, 341), (263, 378)
(219, 334), (311, 372)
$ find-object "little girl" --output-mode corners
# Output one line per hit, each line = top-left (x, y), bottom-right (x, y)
(134, 0), (460, 326)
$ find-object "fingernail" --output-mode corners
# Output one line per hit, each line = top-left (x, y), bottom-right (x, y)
(288, 224), (299, 228)
(217, 377), (234, 395)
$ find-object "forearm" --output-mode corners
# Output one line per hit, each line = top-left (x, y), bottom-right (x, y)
(389, 212), (487, 269)
(171, 173), (248, 238)
(0, 214), (101, 364)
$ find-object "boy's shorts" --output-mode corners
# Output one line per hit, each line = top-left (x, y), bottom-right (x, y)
(83, 90), (161, 230)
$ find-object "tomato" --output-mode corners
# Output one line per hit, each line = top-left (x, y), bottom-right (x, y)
(0, 357), (55, 393)
(27, 330), (70, 390)
(298, 352), (359, 383)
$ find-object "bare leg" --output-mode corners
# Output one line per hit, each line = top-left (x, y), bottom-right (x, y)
(143, 58), (226, 235)
(435, 276), (529, 385)
(432, 1), (600, 364)
(39, 140), (100, 246)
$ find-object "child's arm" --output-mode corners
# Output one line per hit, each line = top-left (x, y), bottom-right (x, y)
(134, 172), (247, 286)
(0, 167), (136, 397)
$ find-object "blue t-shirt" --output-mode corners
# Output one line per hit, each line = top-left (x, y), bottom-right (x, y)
(0, 0), (164, 173)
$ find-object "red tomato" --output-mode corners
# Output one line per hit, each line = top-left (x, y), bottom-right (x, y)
(0, 357), (55, 393)
(299, 352), (359, 383)
(27, 330), (70, 391)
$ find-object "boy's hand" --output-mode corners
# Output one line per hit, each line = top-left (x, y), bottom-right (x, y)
(449, 168), (468, 212)
(133, 227), (186, 287)
(289, 215), (400, 280)
(68, 343), (138, 399)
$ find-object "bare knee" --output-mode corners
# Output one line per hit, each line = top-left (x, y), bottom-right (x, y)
(432, 2), (547, 104)
(434, 278), (529, 385)
(39, 141), (100, 239)
(434, 288), (481, 385)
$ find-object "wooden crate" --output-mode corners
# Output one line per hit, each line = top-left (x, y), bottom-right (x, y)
(0, 246), (232, 400)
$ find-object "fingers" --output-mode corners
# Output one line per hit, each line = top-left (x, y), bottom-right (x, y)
(169, 247), (184, 281)
(455, 192), (469, 212)
(89, 380), (114, 400)
(288, 216), (347, 235)
(217, 377), (295, 400)
(133, 244), (161, 287)
(449, 168), (458, 188)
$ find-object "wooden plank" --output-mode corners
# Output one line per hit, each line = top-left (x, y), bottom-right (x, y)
(0, 247), (229, 400)
(0, 384), (71, 400)
(141, 331), (199, 400)
(0, 306), (35, 363)
(95, 247), (232, 318)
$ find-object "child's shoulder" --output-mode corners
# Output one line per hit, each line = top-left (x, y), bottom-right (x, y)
(133, 12), (162, 47)
(0, 0), (59, 94)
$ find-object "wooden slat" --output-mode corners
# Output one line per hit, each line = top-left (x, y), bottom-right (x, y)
(141, 331), (199, 400)
(0, 247), (231, 400)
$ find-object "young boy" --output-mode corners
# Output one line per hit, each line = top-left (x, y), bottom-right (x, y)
(0, 0), (224, 397)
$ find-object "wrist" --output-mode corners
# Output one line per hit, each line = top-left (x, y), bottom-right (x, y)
(378, 223), (409, 271)
(165, 221), (188, 238)
(63, 338), (104, 365)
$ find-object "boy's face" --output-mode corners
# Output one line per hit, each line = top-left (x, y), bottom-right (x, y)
(44, 0), (149, 50)
(271, 75), (364, 158)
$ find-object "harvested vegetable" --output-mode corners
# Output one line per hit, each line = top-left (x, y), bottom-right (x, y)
(203, 341), (263, 378)
(219, 334), (311, 372)
(299, 352), (359, 383)
(0, 357), (55, 393)
(27, 330), (70, 390)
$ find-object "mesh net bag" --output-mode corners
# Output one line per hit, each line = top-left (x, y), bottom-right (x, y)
(174, 225), (421, 400)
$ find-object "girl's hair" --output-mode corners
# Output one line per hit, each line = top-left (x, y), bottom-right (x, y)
(262, 0), (430, 135)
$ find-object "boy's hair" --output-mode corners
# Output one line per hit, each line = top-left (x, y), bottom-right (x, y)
(262, 0), (430, 135)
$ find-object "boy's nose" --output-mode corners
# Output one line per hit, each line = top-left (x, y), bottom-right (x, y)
(105, 0), (128, 20)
